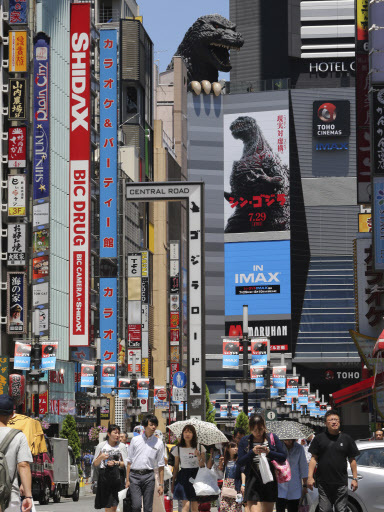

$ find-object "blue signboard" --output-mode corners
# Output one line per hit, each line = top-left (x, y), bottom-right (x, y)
(9, 0), (28, 24)
(33, 33), (50, 201)
(100, 278), (117, 393)
(80, 364), (95, 387)
(118, 378), (131, 398)
(225, 241), (291, 315)
(173, 371), (187, 388)
(373, 178), (384, 270)
(99, 29), (118, 257)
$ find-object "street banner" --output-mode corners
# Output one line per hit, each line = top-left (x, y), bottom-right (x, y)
(286, 376), (299, 397)
(307, 395), (316, 410)
(8, 127), (26, 168)
(220, 404), (228, 418)
(9, 31), (27, 72)
(298, 387), (309, 405)
(9, 0), (28, 24)
(272, 365), (286, 389)
(128, 348), (141, 373)
(9, 373), (25, 405)
(9, 79), (27, 120)
(80, 363), (95, 387)
(40, 341), (58, 370)
(8, 175), (26, 216)
(232, 404), (239, 418)
(250, 365), (266, 389)
(137, 378), (149, 399)
(222, 339), (239, 368)
(69, 2), (91, 347)
(14, 341), (31, 370)
(7, 272), (26, 334)
(33, 33), (50, 201)
(99, 29), (118, 257)
(118, 378), (131, 398)
(270, 386), (279, 397)
(101, 363), (117, 389)
(7, 224), (26, 266)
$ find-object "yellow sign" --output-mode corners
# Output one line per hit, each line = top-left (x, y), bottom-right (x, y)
(356, 0), (368, 42)
(359, 213), (372, 232)
(9, 31), (27, 72)
(9, 207), (26, 216)
(142, 358), (149, 377)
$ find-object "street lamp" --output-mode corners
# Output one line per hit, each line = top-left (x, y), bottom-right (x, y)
(259, 397), (279, 410)
(241, 305), (251, 412)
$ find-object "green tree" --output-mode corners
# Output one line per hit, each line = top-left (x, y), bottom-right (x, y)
(205, 385), (216, 424)
(60, 414), (81, 461)
(234, 412), (249, 435)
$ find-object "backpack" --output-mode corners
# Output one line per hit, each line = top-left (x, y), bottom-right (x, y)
(0, 429), (22, 510)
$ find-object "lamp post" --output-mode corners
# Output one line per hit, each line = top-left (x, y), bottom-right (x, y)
(26, 311), (48, 418)
(235, 306), (255, 409)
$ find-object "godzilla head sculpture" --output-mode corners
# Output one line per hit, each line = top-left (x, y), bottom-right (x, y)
(167, 14), (244, 83)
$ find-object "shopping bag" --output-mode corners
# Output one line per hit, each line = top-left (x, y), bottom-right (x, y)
(259, 453), (274, 484)
(298, 493), (313, 512)
(163, 464), (173, 480)
(192, 467), (220, 497)
(117, 488), (127, 512)
(123, 488), (132, 512)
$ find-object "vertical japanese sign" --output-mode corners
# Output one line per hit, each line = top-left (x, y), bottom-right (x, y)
(9, 79), (27, 120)
(7, 272), (27, 334)
(9, 31), (27, 72)
(33, 33), (50, 201)
(169, 241), (180, 386)
(128, 253), (142, 349)
(69, 3), (90, 347)
(8, 127), (26, 168)
(0, 358), (9, 395)
(100, 278), (117, 392)
(9, 0), (28, 24)
(8, 175), (26, 216)
(7, 224), (26, 266)
(141, 251), (149, 374)
(100, 29), (117, 258)
(373, 177), (384, 270)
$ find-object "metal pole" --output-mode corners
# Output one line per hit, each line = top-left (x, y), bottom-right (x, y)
(96, 338), (101, 426)
(33, 310), (41, 418)
(242, 305), (249, 413)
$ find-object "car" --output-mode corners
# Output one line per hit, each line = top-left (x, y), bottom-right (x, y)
(308, 440), (384, 512)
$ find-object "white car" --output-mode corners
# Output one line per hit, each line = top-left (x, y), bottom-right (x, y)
(308, 440), (384, 512)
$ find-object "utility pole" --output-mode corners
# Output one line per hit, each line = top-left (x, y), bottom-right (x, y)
(242, 305), (249, 413)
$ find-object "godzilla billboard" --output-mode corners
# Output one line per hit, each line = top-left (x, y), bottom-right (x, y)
(224, 108), (290, 235)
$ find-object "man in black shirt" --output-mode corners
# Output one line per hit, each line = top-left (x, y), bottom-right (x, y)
(307, 410), (359, 512)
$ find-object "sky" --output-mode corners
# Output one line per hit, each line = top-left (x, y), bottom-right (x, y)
(139, 0), (230, 75)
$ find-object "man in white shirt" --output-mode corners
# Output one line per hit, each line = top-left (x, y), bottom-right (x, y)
(0, 396), (33, 512)
(126, 414), (165, 512)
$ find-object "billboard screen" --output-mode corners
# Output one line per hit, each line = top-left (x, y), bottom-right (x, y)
(225, 241), (291, 316)
(224, 109), (289, 235)
(69, 3), (90, 346)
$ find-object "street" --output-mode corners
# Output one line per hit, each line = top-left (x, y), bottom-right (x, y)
(34, 486), (95, 512)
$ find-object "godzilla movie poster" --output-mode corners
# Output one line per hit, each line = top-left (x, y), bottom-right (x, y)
(224, 109), (290, 235)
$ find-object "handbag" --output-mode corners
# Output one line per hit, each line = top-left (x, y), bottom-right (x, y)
(298, 493), (311, 512)
(221, 468), (237, 498)
(269, 433), (291, 483)
(163, 464), (172, 481)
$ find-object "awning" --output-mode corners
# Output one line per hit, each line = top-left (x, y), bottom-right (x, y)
(332, 373), (384, 406)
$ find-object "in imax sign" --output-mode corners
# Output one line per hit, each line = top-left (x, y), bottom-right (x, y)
(315, 142), (348, 151)
(225, 241), (291, 316)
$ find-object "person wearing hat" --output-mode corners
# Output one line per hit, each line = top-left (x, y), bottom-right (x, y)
(10, 304), (23, 325)
(0, 396), (33, 512)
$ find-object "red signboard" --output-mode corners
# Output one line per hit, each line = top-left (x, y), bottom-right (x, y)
(128, 324), (141, 341)
(8, 126), (26, 168)
(69, 3), (91, 346)
(39, 391), (48, 415)
(156, 388), (167, 401)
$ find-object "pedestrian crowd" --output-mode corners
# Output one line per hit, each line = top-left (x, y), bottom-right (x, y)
(87, 408), (366, 512)
(0, 392), (379, 512)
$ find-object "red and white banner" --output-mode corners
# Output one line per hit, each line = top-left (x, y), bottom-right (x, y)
(69, 3), (91, 346)
(8, 127), (26, 168)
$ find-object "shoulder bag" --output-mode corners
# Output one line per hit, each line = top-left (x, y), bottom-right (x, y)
(268, 433), (291, 483)
(221, 465), (237, 498)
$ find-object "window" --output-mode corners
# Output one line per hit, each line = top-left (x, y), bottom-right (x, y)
(356, 448), (384, 468)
